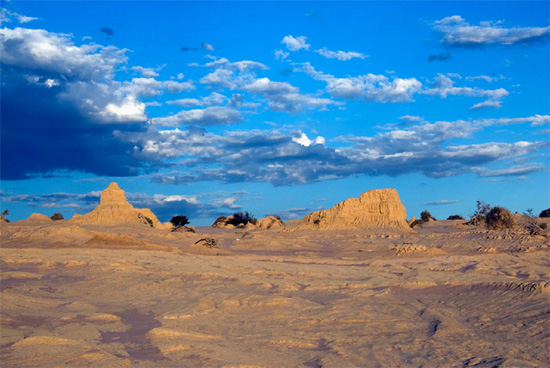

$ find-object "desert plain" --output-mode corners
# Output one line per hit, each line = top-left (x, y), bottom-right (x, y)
(1, 186), (549, 367)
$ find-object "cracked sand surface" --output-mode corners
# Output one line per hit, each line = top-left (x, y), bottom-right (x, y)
(1, 220), (549, 367)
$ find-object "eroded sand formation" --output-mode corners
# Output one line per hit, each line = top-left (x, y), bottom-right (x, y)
(300, 188), (409, 230)
(70, 183), (172, 230)
(1, 186), (549, 367)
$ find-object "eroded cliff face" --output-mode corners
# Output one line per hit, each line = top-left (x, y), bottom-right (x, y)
(71, 183), (170, 229)
(300, 188), (409, 230)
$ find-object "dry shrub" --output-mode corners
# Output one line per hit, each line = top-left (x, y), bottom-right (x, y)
(212, 216), (227, 227)
(409, 219), (424, 228)
(447, 215), (464, 220)
(485, 206), (517, 230)
(50, 212), (64, 221)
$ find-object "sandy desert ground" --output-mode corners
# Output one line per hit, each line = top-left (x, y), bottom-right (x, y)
(1, 216), (549, 367)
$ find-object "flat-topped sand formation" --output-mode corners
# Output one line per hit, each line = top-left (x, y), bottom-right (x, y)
(1, 184), (548, 367)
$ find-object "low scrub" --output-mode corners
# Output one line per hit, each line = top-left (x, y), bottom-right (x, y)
(51, 212), (64, 221)
(447, 215), (464, 220)
(485, 206), (517, 230)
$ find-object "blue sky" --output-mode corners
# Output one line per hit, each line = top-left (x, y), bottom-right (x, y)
(1, 1), (549, 225)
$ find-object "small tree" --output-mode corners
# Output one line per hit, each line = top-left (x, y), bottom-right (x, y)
(50, 212), (64, 221)
(1, 209), (9, 223)
(539, 208), (550, 218)
(468, 200), (491, 226)
(170, 215), (190, 228)
(420, 210), (436, 222)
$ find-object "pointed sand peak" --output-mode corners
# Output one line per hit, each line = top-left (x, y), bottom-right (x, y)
(100, 182), (130, 206)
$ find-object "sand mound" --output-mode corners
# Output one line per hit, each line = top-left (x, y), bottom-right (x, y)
(257, 216), (284, 230)
(299, 188), (409, 230)
(70, 183), (171, 230)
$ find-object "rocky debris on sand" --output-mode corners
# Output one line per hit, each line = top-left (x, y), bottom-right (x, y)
(195, 237), (220, 248)
(299, 188), (409, 230)
(70, 183), (172, 230)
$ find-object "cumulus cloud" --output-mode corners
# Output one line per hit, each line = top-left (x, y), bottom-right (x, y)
(197, 57), (267, 90)
(166, 92), (228, 107)
(0, 25), (161, 178)
(244, 77), (338, 113)
(315, 47), (367, 61)
(298, 62), (422, 103)
(0, 27), (127, 80)
(150, 106), (243, 127)
(274, 49), (289, 60)
(434, 15), (550, 46)
(132, 66), (159, 77)
(292, 132), (325, 147)
(281, 35), (310, 51)
(124, 115), (549, 186)
(424, 73), (508, 109)
(163, 80), (195, 93)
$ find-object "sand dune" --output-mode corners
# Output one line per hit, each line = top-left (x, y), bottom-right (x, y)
(1, 216), (549, 367)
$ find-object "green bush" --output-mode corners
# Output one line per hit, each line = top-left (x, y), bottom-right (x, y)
(539, 208), (550, 218)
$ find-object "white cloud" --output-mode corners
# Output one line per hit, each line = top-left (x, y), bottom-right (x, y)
(132, 66), (159, 77)
(475, 163), (547, 177)
(152, 194), (200, 205)
(244, 77), (338, 113)
(399, 115), (423, 122)
(177, 73), (184, 80)
(424, 74), (508, 108)
(299, 62), (422, 103)
(292, 132), (325, 147)
(281, 35), (310, 51)
(470, 100), (502, 110)
(166, 92), (228, 107)
(315, 47), (367, 61)
(163, 80), (195, 93)
(274, 49), (289, 60)
(202, 42), (214, 51)
(203, 57), (267, 71)
(0, 27), (127, 80)
(465, 75), (500, 83)
(127, 114), (549, 186)
(150, 106), (243, 127)
(102, 96), (147, 122)
(1, 9), (38, 25)
(121, 78), (162, 98)
(434, 15), (550, 46)
(198, 57), (266, 90)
